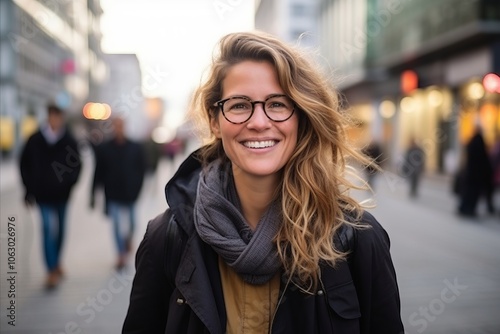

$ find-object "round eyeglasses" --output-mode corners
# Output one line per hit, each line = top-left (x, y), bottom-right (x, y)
(214, 94), (295, 124)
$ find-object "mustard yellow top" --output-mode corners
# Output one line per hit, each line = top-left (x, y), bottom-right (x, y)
(218, 257), (281, 334)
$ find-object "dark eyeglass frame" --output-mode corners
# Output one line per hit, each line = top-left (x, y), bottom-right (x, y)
(213, 94), (295, 124)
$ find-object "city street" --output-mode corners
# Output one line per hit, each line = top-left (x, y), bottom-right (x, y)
(1, 152), (500, 334)
(364, 172), (500, 334)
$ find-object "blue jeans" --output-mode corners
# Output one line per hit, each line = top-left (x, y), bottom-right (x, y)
(107, 200), (136, 255)
(38, 202), (67, 272)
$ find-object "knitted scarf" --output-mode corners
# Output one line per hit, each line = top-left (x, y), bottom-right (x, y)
(194, 159), (282, 285)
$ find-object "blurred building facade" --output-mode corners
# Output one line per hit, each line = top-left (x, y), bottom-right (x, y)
(318, 0), (500, 175)
(0, 0), (107, 156)
(255, 0), (320, 48)
(93, 53), (147, 142)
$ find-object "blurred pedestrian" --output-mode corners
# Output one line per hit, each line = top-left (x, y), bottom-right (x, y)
(19, 103), (82, 289)
(142, 134), (163, 195)
(458, 125), (494, 217)
(163, 135), (185, 162)
(90, 116), (146, 270)
(488, 135), (500, 214)
(362, 140), (383, 189)
(402, 138), (425, 197)
(123, 31), (403, 334)
(143, 135), (162, 176)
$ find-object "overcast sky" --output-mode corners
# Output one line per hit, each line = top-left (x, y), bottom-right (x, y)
(100, 0), (255, 127)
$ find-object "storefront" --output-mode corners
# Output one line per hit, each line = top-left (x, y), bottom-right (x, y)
(458, 77), (500, 150)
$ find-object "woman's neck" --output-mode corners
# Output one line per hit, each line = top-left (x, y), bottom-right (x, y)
(233, 170), (279, 230)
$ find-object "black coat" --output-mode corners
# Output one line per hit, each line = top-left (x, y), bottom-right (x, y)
(123, 152), (404, 334)
(19, 127), (81, 203)
(463, 132), (493, 190)
(92, 138), (146, 203)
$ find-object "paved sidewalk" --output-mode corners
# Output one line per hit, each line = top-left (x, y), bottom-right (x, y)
(0, 157), (20, 194)
(365, 169), (500, 334)
(0, 152), (177, 334)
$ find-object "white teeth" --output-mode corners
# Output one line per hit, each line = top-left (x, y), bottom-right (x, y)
(243, 140), (276, 148)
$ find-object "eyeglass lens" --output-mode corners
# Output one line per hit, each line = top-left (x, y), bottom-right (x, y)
(222, 96), (293, 123)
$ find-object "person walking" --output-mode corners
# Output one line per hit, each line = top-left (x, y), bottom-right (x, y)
(362, 140), (383, 189)
(90, 116), (146, 270)
(402, 138), (425, 197)
(123, 31), (404, 333)
(458, 125), (494, 217)
(19, 103), (82, 289)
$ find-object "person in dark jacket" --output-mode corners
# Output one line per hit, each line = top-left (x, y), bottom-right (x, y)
(123, 31), (404, 333)
(458, 125), (494, 217)
(402, 137), (425, 197)
(20, 104), (81, 289)
(362, 140), (383, 189)
(91, 116), (146, 270)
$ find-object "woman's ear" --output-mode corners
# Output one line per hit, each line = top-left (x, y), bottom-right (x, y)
(210, 114), (221, 138)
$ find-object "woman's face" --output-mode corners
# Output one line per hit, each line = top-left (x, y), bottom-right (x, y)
(210, 60), (299, 180)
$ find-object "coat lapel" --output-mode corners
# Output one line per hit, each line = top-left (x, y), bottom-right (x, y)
(176, 233), (226, 334)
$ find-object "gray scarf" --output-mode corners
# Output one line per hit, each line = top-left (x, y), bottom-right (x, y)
(194, 159), (282, 284)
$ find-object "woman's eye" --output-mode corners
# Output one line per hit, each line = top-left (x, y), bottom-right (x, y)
(230, 103), (250, 110)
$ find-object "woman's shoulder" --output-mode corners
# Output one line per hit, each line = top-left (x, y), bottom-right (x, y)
(145, 209), (173, 243)
(351, 210), (391, 250)
(134, 210), (175, 277)
(335, 209), (390, 256)
(144, 209), (190, 256)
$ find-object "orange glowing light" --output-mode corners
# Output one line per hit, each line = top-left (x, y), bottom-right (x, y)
(83, 102), (112, 120)
(401, 70), (418, 94)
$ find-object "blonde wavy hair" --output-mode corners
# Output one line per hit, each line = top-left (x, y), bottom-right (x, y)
(190, 31), (372, 292)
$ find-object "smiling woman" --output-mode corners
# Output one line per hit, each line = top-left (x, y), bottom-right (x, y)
(123, 30), (404, 334)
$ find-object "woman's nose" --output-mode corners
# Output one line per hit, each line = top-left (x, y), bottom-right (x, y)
(246, 103), (271, 129)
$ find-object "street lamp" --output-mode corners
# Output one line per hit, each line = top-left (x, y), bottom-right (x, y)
(380, 100), (396, 119)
